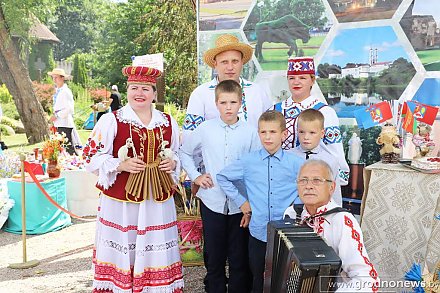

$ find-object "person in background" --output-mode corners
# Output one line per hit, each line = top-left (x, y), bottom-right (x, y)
(272, 56), (349, 194)
(217, 110), (304, 293)
(110, 84), (123, 111)
(48, 68), (76, 155)
(83, 64), (184, 292)
(284, 160), (379, 292)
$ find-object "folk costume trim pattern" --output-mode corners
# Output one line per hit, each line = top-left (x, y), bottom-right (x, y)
(301, 201), (380, 291)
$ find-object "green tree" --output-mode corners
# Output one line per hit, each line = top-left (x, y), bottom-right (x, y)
(0, 0), (55, 143)
(94, 0), (197, 107)
(50, 0), (107, 60)
(72, 53), (88, 87)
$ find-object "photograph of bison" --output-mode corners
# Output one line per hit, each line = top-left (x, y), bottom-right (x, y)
(243, 0), (331, 71)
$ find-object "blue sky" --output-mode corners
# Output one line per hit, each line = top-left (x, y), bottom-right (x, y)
(413, 78), (440, 106)
(320, 26), (409, 67)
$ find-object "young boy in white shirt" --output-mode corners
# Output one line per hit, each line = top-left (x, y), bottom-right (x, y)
(179, 79), (260, 292)
(290, 108), (347, 206)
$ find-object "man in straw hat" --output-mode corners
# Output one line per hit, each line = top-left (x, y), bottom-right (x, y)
(48, 68), (77, 155)
(182, 34), (272, 292)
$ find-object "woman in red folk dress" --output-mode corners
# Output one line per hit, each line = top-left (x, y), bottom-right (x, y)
(83, 64), (184, 293)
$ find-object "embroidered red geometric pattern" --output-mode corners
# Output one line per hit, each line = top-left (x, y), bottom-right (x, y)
(99, 217), (177, 235)
(344, 215), (379, 292)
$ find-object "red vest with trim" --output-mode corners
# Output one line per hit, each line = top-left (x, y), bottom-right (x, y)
(97, 112), (175, 202)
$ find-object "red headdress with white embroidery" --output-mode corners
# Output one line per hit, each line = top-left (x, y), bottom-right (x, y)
(287, 57), (315, 76)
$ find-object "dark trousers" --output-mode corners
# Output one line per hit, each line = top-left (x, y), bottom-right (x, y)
(56, 127), (75, 155)
(248, 235), (267, 293)
(200, 201), (250, 293)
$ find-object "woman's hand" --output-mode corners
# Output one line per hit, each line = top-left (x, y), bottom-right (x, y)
(159, 158), (176, 174)
(117, 157), (145, 173)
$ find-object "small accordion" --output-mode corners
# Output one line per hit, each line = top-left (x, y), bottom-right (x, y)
(264, 218), (342, 293)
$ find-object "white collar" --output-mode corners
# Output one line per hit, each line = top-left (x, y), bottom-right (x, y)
(116, 105), (169, 129)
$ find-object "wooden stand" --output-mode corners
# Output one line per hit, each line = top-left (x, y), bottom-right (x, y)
(8, 155), (40, 269)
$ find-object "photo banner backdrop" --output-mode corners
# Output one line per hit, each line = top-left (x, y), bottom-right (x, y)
(196, 0), (440, 166)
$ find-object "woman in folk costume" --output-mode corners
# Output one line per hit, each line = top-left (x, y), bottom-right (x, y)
(83, 65), (184, 293)
(272, 57), (350, 199)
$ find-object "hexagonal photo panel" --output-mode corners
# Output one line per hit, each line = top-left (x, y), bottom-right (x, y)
(327, 0), (403, 23)
(197, 32), (259, 84)
(400, 0), (440, 71)
(242, 0), (333, 71)
(199, 0), (253, 31)
(317, 26), (416, 119)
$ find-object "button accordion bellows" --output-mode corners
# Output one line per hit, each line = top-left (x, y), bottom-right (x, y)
(264, 219), (342, 293)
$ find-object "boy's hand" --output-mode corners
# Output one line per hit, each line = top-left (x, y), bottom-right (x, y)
(194, 173), (214, 189)
(240, 201), (252, 216)
(240, 213), (250, 228)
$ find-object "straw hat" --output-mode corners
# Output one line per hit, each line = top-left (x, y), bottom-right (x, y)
(122, 66), (162, 85)
(203, 34), (253, 68)
(47, 68), (71, 79)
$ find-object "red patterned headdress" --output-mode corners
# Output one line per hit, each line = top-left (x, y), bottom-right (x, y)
(122, 66), (162, 85)
(287, 57), (315, 76)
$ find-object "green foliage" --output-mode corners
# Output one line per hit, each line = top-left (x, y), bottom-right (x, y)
(72, 54), (88, 87)
(28, 43), (55, 81)
(93, 0), (197, 107)
(164, 103), (186, 128)
(0, 116), (25, 133)
(50, 0), (108, 60)
(0, 123), (15, 136)
(0, 84), (12, 103)
(0, 102), (19, 120)
(253, 0), (326, 28)
(1, 0), (56, 41)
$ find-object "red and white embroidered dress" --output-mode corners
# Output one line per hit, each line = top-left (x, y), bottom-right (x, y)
(301, 201), (379, 292)
(83, 105), (183, 293)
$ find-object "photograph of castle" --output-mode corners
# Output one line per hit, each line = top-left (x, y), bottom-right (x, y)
(400, 0), (440, 71)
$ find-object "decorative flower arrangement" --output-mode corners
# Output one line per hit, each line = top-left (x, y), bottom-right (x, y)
(0, 150), (21, 178)
(42, 132), (68, 161)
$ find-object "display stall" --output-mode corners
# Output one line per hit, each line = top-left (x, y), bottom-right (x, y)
(4, 177), (71, 234)
(361, 162), (440, 280)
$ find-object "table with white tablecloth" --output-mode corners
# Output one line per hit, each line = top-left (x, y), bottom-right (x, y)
(61, 170), (99, 216)
(361, 162), (440, 281)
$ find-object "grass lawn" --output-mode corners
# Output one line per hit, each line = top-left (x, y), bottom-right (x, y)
(200, 8), (248, 17)
(257, 36), (324, 71)
(416, 49), (440, 65)
(2, 130), (91, 153)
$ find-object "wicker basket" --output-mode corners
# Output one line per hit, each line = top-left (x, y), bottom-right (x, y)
(176, 215), (204, 267)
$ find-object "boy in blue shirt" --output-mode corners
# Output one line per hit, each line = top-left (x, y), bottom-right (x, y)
(217, 110), (304, 293)
(179, 79), (261, 293)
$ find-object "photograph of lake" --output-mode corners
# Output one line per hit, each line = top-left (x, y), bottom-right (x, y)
(316, 25), (416, 118)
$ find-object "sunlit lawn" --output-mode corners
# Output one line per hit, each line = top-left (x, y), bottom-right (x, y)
(2, 130), (91, 153)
